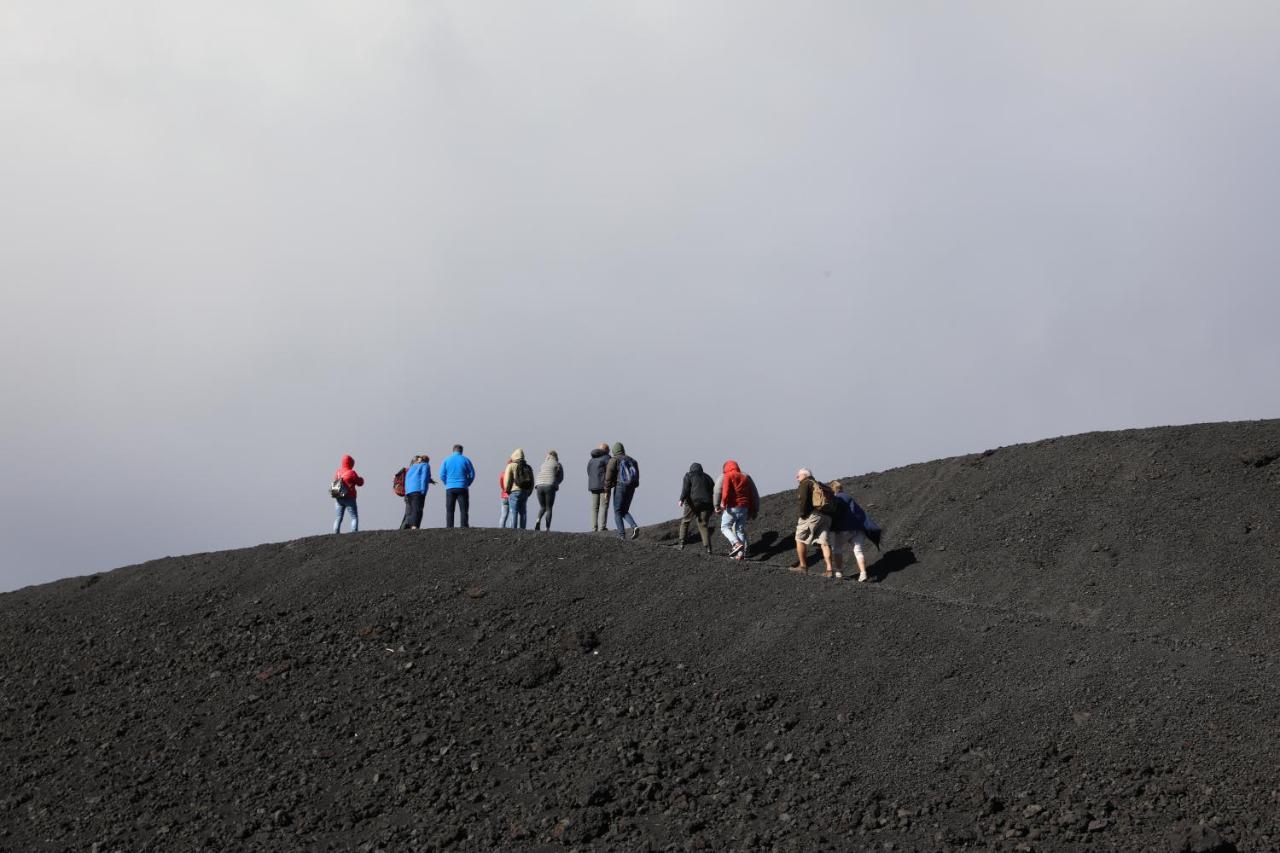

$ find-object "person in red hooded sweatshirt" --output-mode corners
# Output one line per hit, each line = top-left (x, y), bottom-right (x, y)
(718, 460), (760, 560)
(332, 454), (365, 533)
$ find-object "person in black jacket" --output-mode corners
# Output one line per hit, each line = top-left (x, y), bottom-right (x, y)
(676, 463), (715, 554)
(587, 443), (610, 531)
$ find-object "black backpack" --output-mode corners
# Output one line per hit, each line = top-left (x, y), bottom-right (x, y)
(515, 461), (535, 490)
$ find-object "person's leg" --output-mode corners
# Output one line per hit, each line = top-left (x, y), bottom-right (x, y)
(459, 488), (470, 527)
(517, 491), (530, 529)
(334, 501), (345, 534)
(505, 493), (517, 528)
(600, 488), (613, 531)
(534, 487), (547, 529)
(446, 490), (457, 528)
(499, 498), (509, 528)
(720, 510), (737, 546)
(412, 492), (426, 528)
(544, 487), (556, 529)
(697, 509), (712, 551)
(853, 533), (869, 581)
(590, 493), (600, 531)
(613, 489), (626, 537)
(349, 501), (359, 533)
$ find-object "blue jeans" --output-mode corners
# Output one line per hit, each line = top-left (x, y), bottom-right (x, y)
(334, 498), (358, 533)
(613, 486), (637, 535)
(506, 490), (530, 529)
(498, 498), (510, 528)
(721, 507), (749, 549)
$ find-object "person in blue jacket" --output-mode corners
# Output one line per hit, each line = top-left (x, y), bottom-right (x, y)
(399, 454), (434, 530)
(438, 444), (476, 528)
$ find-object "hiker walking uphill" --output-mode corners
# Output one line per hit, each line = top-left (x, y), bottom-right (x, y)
(439, 445), (476, 528)
(676, 463), (716, 554)
(534, 450), (564, 530)
(330, 455), (365, 534)
(399, 454), (434, 530)
(503, 449), (536, 530)
(587, 443), (611, 532)
(605, 442), (641, 539)
(719, 460), (760, 560)
(792, 468), (836, 576)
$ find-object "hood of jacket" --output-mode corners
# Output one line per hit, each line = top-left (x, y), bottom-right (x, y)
(591, 447), (608, 459)
(612, 442), (625, 456)
(340, 455), (355, 470)
(689, 463), (704, 474)
(511, 448), (525, 463)
(723, 460), (741, 475)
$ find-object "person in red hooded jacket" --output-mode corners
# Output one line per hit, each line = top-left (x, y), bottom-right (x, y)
(718, 460), (759, 560)
(332, 454), (365, 533)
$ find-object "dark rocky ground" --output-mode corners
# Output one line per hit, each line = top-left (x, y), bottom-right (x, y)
(2, 420), (1278, 852)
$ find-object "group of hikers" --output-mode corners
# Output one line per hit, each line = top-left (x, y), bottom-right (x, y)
(329, 443), (878, 582)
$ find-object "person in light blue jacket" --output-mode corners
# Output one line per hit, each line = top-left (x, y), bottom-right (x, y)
(399, 454), (434, 530)
(438, 444), (476, 528)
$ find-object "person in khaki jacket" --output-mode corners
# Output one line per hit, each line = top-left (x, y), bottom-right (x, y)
(791, 468), (835, 577)
(502, 449), (535, 530)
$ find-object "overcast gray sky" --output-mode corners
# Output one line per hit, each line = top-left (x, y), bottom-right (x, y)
(3, 1), (1278, 591)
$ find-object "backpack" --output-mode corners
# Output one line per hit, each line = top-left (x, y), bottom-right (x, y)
(811, 479), (836, 514)
(393, 467), (407, 497)
(618, 457), (638, 487)
(515, 461), (535, 491)
(329, 476), (349, 499)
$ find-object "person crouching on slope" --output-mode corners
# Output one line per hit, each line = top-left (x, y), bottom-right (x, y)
(400, 454), (434, 529)
(503, 449), (535, 530)
(534, 450), (564, 530)
(791, 468), (835, 576)
(605, 442), (641, 539)
(587, 443), (611, 532)
(829, 480), (870, 582)
(676, 463), (716, 554)
(720, 460), (760, 560)
(332, 454), (365, 534)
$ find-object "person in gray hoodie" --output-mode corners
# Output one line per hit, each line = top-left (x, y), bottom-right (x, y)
(534, 450), (564, 530)
(586, 443), (611, 532)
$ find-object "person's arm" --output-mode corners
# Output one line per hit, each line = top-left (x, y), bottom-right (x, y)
(633, 459), (639, 489)
(604, 457), (618, 488)
(465, 459), (475, 486)
(798, 481), (813, 517)
(555, 463), (564, 487)
(679, 473), (691, 505)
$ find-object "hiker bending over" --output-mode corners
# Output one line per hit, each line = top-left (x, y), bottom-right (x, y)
(605, 442), (641, 539)
(534, 450), (564, 530)
(719, 460), (760, 560)
(587, 443), (611, 532)
(331, 454), (365, 534)
(829, 481), (876, 582)
(400, 454), (434, 529)
(503, 449), (535, 530)
(676, 463), (715, 554)
(791, 468), (835, 576)
(439, 444), (476, 528)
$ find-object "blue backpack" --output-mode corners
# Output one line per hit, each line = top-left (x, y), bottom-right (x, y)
(618, 457), (638, 487)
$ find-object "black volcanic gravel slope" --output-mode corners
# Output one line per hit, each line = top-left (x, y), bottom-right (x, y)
(647, 419), (1280, 655)
(1, 422), (1278, 851)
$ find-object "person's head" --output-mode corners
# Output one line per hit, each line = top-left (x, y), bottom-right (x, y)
(795, 468), (812, 482)
(453, 444), (463, 453)
(511, 448), (525, 462)
(598, 442), (609, 452)
(547, 450), (558, 460)
(612, 441), (625, 456)
(724, 460), (740, 474)
(830, 480), (844, 493)
(689, 462), (703, 474)
(341, 454), (355, 468)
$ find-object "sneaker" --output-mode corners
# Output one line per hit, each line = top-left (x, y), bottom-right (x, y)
(729, 542), (744, 557)
(534, 522), (541, 531)
(674, 542), (685, 551)
(630, 526), (640, 540)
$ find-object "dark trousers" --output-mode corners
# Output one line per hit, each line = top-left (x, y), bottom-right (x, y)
(400, 492), (425, 529)
(535, 485), (557, 529)
(446, 488), (470, 528)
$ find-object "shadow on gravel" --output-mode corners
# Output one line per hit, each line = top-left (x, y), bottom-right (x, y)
(868, 547), (918, 582)
(751, 530), (796, 560)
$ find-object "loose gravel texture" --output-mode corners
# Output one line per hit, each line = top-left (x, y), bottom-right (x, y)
(2, 420), (1279, 852)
